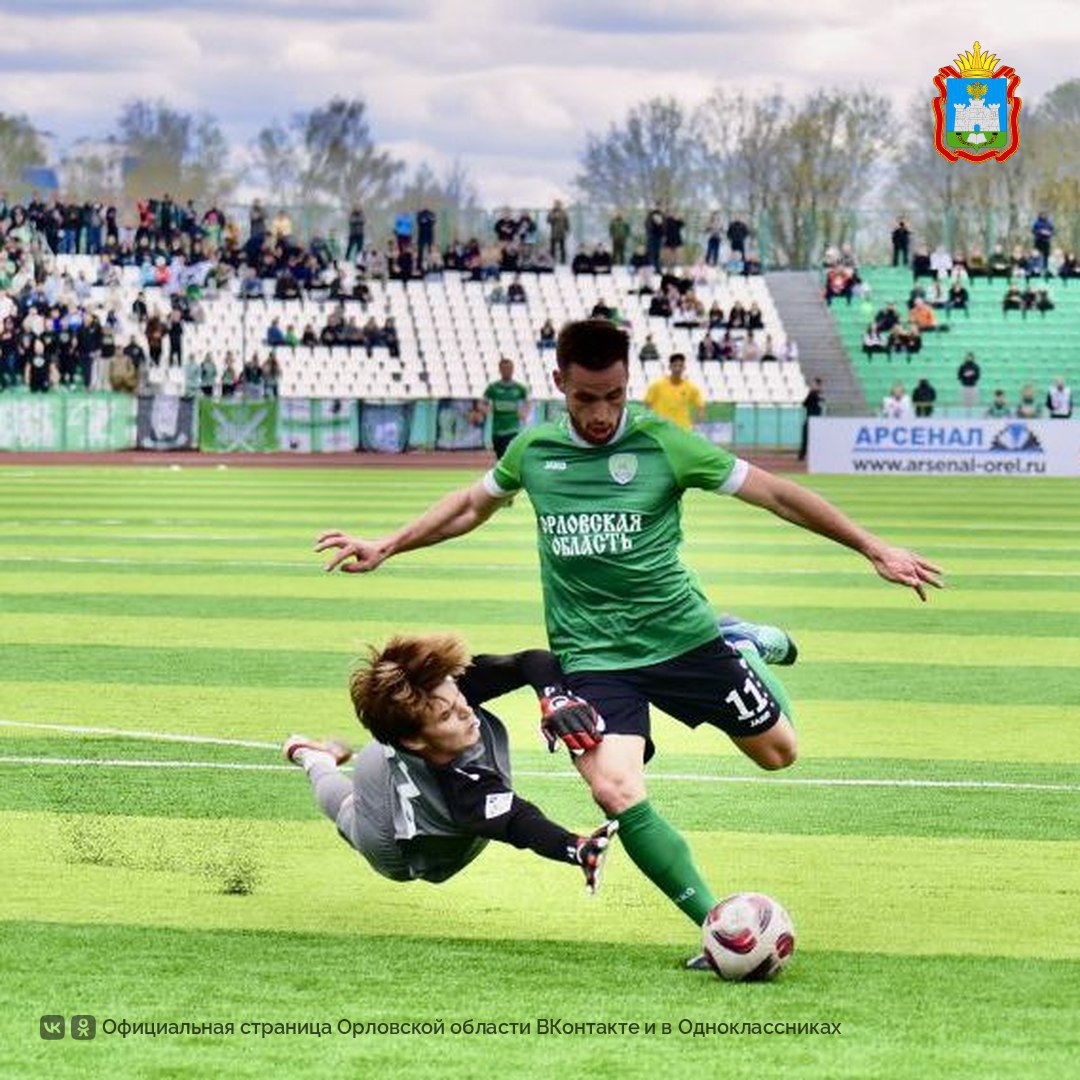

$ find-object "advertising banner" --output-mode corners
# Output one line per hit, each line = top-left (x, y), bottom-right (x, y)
(0, 393), (135, 451)
(696, 401), (736, 446)
(435, 398), (486, 450)
(809, 418), (1080, 477)
(136, 395), (197, 450)
(358, 401), (413, 453)
(279, 398), (358, 452)
(198, 399), (279, 452)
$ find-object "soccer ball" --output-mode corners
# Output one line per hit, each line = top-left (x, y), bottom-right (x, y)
(701, 892), (795, 981)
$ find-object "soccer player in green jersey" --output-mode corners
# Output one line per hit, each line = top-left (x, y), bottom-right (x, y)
(481, 357), (530, 457)
(315, 319), (943, 944)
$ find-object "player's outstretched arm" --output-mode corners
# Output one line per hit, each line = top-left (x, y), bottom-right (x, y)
(733, 465), (944, 601)
(463, 651), (605, 756)
(315, 480), (506, 573)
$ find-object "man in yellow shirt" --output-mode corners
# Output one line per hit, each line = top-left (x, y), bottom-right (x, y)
(643, 352), (705, 429)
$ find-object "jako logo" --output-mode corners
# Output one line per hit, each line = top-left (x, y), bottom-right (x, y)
(544, 461), (567, 470)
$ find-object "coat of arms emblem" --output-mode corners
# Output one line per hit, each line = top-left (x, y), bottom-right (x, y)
(933, 41), (1021, 163)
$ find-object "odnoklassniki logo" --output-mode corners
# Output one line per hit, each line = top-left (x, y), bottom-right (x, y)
(933, 40), (1021, 163)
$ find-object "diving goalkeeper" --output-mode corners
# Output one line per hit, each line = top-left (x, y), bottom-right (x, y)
(284, 633), (613, 891)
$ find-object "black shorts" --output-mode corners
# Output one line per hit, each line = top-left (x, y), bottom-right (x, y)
(492, 432), (518, 458)
(565, 638), (788, 760)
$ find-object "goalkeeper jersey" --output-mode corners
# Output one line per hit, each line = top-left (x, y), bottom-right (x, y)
(484, 405), (747, 672)
(364, 651), (581, 882)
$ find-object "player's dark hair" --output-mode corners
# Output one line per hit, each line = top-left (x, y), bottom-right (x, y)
(669, 352), (686, 365)
(350, 633), (470, 746)
(555, 318), (629, 372)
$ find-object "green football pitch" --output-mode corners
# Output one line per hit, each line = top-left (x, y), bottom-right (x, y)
(1, 464), (1078, 1079)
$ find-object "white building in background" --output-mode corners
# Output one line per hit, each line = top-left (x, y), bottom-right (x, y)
(56, 137), (128, 196)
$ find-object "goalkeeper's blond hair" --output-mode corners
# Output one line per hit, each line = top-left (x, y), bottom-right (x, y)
(349, 633), (471, 746)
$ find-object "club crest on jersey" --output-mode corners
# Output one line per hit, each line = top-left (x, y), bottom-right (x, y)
(608, 452), (638, 485)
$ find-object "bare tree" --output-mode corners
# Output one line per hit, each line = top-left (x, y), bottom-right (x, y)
(250, 122), (299, 207)
(889, 94), (1025, 258)
(396, 159), (480, 242)
(185, 114), (236, 204)
(758, 89), (893, 267)
(398, 159), (478, 211)
(695, 89), (785, 220)
(115, 98), (234, 202)
(1025, 80), (1080, 251)
(0, 112), (47, 195)
(294, 97), (404, 209)
(576, 97), (703, 211)
(117, 98), (191, 194)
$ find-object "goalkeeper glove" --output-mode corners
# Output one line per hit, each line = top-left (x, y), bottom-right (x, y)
(575, 820), (618, 895)
(540, 689), (605, 755)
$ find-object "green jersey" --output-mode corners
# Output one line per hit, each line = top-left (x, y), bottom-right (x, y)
(484, 380), (529, 438)
(485, 405), (746, 672)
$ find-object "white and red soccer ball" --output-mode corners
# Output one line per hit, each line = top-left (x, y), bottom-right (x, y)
(701, 892), (796, 981)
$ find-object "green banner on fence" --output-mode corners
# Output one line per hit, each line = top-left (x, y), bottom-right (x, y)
(0, 392), (136, 451)
(198, 398), (279, 452)
(278, 399), (358, 452)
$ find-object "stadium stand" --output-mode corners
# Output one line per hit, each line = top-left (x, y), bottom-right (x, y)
(43, 255), (808, 406)
(829, 265), (1080, 413)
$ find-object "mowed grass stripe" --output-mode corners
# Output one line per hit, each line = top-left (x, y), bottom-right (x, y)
(2, 642), (1078, 704)
(5, 811), (1079, 958)
(8, 511), (1080, 538)
(3, 614), (1079, 670)
(5, 465), (1076, 495)
(6, 472), (1079, 547)
(7, 523), (1080, 560)
(3, 748), (1079, 841)
(7, 570), (1080, 613)
(3, 924), (1078, 1080)
(7, 523), (1080, 562)
(4, 727), (1080, 785)
(5, 683), (1079, 765)
(6, 591), (1080, 638)
(6, 557), (1080, 592)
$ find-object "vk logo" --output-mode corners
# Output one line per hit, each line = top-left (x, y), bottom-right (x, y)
(40, 1015), (65, 1040)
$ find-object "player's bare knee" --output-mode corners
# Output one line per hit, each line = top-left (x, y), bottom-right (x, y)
(739, 723), (797, 771)
(757, 745), (797, 771)
(588, 770), (646, 814)
(759, 732), (798, 770)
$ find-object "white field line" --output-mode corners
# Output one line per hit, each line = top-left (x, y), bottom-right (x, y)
(0, 718), (278, 750)
(1, 720), (1077, 793)
(0, 756), (288, 772)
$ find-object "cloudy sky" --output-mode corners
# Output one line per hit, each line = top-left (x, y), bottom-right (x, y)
(1, 0), (1076, 206)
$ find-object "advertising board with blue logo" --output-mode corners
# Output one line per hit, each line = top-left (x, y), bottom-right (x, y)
(808, 418), (1080, 477)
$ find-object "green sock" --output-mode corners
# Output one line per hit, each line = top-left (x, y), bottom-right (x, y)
(615, 799), (717, 925)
